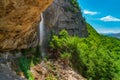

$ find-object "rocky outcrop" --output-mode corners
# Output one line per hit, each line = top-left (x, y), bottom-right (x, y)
(0, 0), (53, 51)
(43, 0), (88, 38)
(0, 52), (25, 80)
(0, 63), (25, 80)
(31, 61), (86, 80)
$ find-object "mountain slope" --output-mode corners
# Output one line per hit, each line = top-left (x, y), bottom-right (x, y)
(48, 23), (120, 80)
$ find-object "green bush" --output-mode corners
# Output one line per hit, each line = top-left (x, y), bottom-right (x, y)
(18, 47), (41, 80)
(49, 30), (69, 58)
(49, 36), (63, 50)
(60, 52), (71, 60)
(18, 57), (34, 80)
(59, 29), (69, 38)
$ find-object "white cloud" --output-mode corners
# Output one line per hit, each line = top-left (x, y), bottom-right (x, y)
(83, 10), (98, 15)
(100, 15), (120, 22)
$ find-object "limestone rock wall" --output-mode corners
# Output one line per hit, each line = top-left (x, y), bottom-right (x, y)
(43, 0), (88, 38)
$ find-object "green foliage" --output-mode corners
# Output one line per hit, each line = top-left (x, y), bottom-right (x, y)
(49, 30), (69, 48)
(27, 70), (35, 80)
(70, 0), (80, 10)
(60, 52), (71, 60)
(49, 30), (69, 58)
(18, 47), (41, 80)
(60, 52), (71, 67)
(18, 57), (34, 80)
(59, 29), (69, 38)
(64, 0), (80, 13)
(49, 25), (120, 80)
(18, 56), (41, 80)
(49, 36), (63, 50)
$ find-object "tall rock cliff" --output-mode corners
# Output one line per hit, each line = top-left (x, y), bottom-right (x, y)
(43, 0), (88, 38)
(0, 0), (53, 51)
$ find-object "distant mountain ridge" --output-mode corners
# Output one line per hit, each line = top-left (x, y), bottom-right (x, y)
(101, 33), (120, 38)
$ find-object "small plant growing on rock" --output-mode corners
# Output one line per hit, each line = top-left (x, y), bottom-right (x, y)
(70, 0), (80, 10)
(60, 52), (71, 67)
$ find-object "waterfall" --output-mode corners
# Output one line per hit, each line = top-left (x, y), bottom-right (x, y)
(39, 13), (45, 57)
(40, 13), (44, 45)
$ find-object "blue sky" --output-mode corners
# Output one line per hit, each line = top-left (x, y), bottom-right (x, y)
(77, 0), (120, 33)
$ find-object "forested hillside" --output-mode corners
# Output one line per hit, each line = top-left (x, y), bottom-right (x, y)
(49, 23), (120, 80)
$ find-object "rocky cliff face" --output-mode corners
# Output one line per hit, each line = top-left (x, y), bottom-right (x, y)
(43, 0), (88, 38)
(0, 0), (88, 80)
(0, 0), (53, 51)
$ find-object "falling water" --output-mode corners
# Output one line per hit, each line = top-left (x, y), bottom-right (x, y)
(39, 13), (45, 57)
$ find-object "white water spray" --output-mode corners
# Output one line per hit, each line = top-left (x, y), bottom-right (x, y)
(39, 13), (45, 57)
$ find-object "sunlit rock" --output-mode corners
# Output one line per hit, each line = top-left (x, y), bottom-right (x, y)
(0, 0), (53, 51)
